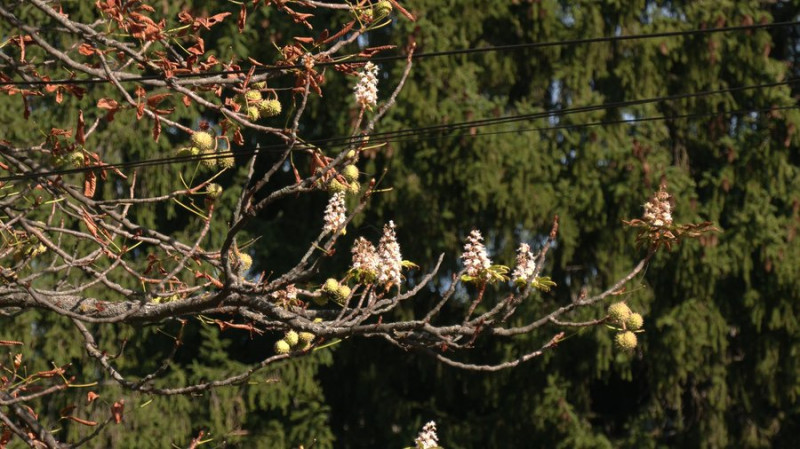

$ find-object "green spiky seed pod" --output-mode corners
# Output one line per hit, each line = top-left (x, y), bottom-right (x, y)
(342, 165), (359, 182)
(245, 90), (262, 102)
(199, 150), (217, 169)
(615, 331), (638, 350)
(360, 8), (373, 22)
(328, 178), (347, 193)
(284, 330), (299, 347)
(296, 340), (311, 351)
(607, 302), (632, 325)
(247, 106), (260, 121)
(346, 149), (357, 159)
(191, 131), (215, 151)
(337, 285), (352, 300)
(298, 331), (314, 343)
(65, 151), (84, 168)
(374, 0), (392, 18)
(189, 147), (201, 156)
(258, 99), (282, 118)
(237, 252), (252, 272)
(322, 278), (339, 294)
(251, 81), (266, 89)
(206, 183), (223, 200)
(274, 339), (291, 354)
(176, 147), (193, 158)
(626, 313), (644, 331)
(347, 181), (361, 195)
(218, 155), (235, 169)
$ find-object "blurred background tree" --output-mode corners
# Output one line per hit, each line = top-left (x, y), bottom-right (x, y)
(1, 1), (799, 448)
(318, 1), (800, 448)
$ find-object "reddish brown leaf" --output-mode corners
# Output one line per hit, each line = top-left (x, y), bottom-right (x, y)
(247, 57), (265, 67)
(97, 98), (119, 110)
(206, 12), (231, 27)
(111, 400), (124, 424)
(81, 208), (99, 238)
(84, 171), (97, 198)
(238, 3), (247, 32)
(97, 98), (120, 122)
(177, 10), (193, 24)
(19, 34), (26, 62)
(388, 0), (416, 21)
(78, 43), (96, 56)
(233, 129), (244, 146)
(76, 110), (85, 145)
(146, 93), (171, 107)
(65, 416), (97, 427)
(0, 340), (22, 346)
(50, 128), (72, 137)
(87, 391), (99, 403)
(187, 38), (205, 56)
(322, 21), (355, 45)
(358, 45), (396, 58)
(152, 116), (161, 142)
(182, 95), (191, 107)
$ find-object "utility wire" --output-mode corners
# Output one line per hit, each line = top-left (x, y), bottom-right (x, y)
(2, 20), (799, 87)
(309, 79), (798, 147)
(1, 102), (797, 183)
(1, 77), (796, 182)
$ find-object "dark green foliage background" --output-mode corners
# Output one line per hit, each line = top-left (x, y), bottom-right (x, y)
(2, 1), (800, 447)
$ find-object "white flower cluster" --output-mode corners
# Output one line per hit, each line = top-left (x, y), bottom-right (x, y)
(461, 229), (492, 277)
(376, 220), (403, 287)
(414, 421), (439, 449)
(643, 187), (672, 227)
(354, 62), (379, 108)
(511, 242), (536, 281)
(350, 221), (404, 288)
(323, 192), (346, 234)
(351, 237), (379, 276)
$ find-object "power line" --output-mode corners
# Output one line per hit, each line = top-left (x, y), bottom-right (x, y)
(1, 102), (796, 183)
(271, 78), (800, 147)
(2, 20), (799, 87)
(7, 75), (780, 177)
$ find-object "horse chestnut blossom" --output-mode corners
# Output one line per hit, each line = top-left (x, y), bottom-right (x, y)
(354, 62), (379, 108)
(512, 242), (536, 284)
(461, 229), (492, 278)
(323, 192), (347, 234)
(414, 421), (440, 449)
(351, 237), (380, 282)
(376, 221), (403, 287)
(643, 186), (672, 227)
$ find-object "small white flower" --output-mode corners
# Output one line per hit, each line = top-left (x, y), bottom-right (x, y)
(461, 229), (492, 278)
(354, 62), (379, 108)
(323, 192), (346, 234)
(414, 421), (439, 449)
(512, 242), (536, 282)
(376, 220), (402, 287)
